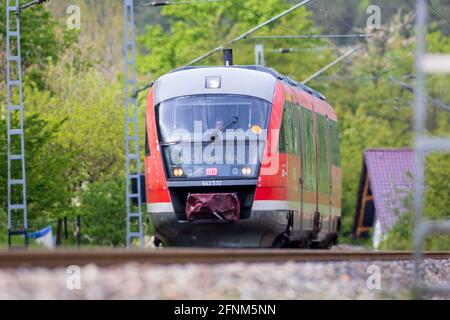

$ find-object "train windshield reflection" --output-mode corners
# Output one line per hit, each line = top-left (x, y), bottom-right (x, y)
(157, 95), (271, 143)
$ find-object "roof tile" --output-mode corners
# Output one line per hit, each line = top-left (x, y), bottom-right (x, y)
(364, 149), (415, 233)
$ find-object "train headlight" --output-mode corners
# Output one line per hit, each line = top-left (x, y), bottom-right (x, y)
(173, 168), (184, 177)
(241, 167), (252, 176)
(206, 76), (221, 89)
(251, 125), (262, 135)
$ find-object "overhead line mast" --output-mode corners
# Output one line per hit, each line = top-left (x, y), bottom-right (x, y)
(124, 0), (144, 248)
(6, 0), (49, 248)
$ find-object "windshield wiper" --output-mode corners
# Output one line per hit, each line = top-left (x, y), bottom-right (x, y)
(159, 140), (182, 146)
(209, 116), (239, 142)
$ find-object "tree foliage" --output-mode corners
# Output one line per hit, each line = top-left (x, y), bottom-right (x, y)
(137, 0), (322, 79)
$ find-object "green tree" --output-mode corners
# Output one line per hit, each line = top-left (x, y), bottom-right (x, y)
(137, 0), (326, 79)
(26, 63), (127, 184)
(76, 179), (126, 247)
(0, 113), (76, 237)
(0, 3), (59, 68)
(0, 2), (77, 87)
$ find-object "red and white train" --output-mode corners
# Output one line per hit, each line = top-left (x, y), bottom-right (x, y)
(144, 64), (341, 248)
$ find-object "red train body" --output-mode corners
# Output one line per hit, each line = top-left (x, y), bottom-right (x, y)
(145, 66), (341, 248)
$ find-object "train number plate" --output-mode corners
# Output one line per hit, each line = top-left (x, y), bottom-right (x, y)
(202, 180), (222, 186)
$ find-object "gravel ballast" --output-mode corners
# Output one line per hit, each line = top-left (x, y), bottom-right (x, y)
(0, 259), (448, 300)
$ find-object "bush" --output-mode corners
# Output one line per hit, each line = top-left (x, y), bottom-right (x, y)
(76, 179), (127, 247)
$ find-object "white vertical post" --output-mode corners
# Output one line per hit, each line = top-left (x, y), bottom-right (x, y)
(255, 44), (265, 66)
(413, 0), (450, 297)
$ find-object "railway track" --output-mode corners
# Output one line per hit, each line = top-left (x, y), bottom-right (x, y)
(0, 249), (448, 268)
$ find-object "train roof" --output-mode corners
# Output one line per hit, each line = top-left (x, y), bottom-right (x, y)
(169, 65), (327, 101)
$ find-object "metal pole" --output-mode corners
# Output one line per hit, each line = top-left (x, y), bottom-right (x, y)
(223, 48), (233, 66)
(76, 215), (81, 247)
(255, 44), (265, 66)
(124, 0), (144, 248)
(6, 0), (29, 248)
(64, 216), (68, 240)
(413, 0), (427, 287)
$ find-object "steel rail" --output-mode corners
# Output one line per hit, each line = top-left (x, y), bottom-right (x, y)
(0, 249), (448, 268)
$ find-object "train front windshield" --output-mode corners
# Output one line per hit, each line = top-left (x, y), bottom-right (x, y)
(156, 95), (271, 179)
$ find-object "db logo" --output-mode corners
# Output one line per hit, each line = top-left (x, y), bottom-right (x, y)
(66, 265), (82, 290)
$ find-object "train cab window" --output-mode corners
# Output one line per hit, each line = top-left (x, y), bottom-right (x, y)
(145, 125), (150, 156)
(156, 95), (271, 178)
(157, 95), (271, 143)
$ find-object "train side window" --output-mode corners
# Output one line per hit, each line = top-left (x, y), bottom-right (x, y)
(301, 108), (315, 191)
(316, 114), (329, 194)
(280, 101), (301, 155)
(329, 121), (340, 166)
(297, 104), (305, 179)
(285, 103), (292, 153)
(279, 101), (298, 154)
(289, 103), (299, 155)
(279, 103), (288, 153)
(336, 122), (341, 166)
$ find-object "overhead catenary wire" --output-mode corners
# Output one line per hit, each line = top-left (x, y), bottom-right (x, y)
(302, 47), (359, 84)
(19, 0), (49, 11)
(15, 0), (49, 17)
(427, 0), (450, 26)
(134, 0), (222, 96)
(140, 0), (222, 7)
(247, 34), (374, 40)
(390, 76), (450, 112)
(184, 0), (317, 66)
(269, 46), (338, 53)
